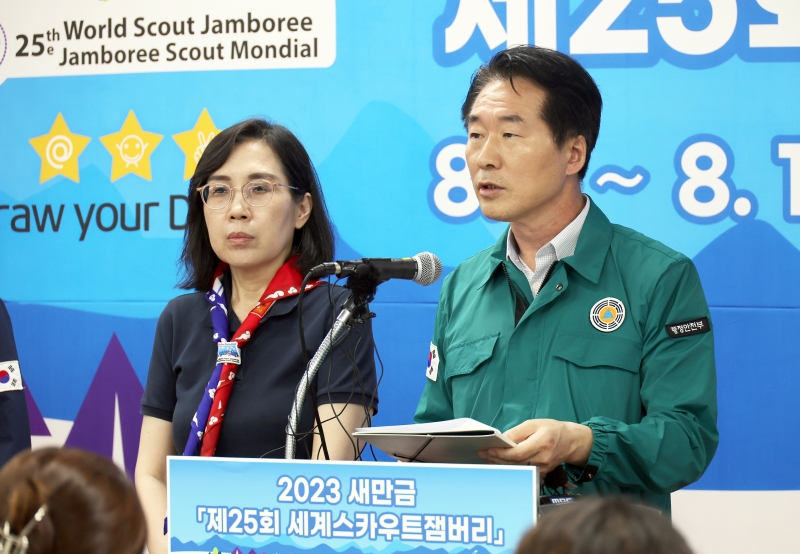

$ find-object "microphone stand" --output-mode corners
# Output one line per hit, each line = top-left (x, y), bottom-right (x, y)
(285, 274), (379, 460)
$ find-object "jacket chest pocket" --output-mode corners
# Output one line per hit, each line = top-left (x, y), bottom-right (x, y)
(552, 331), (642, 371)
(445, 333), (499, 416)
(551, 331), (643, 417)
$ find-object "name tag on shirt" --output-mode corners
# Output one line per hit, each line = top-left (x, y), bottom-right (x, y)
(0, 360), (23, 393)
(217, 341), (242, 365)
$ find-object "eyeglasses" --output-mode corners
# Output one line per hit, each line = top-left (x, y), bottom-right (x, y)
(196, 179), (300, 209)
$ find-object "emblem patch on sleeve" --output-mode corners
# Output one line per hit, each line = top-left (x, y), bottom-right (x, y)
(426, 343), (440, 382)
(666, 317), (710, 338)
(590, 298), (626, 332)
(0, 360), (23, 393)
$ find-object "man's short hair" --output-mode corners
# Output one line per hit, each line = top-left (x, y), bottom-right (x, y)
(461, 46), (603, 181)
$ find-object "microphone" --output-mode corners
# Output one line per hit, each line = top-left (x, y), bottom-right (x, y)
(309, 252), (443, 286)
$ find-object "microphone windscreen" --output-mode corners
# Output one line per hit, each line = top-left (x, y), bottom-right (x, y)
(412, 252), (443, 286)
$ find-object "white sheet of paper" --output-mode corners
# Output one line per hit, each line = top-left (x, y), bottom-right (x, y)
(353, 418), (516, 464)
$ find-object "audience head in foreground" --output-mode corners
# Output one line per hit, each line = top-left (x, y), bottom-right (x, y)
(0, 447), (146, 554)
(517, 497), (693, 554)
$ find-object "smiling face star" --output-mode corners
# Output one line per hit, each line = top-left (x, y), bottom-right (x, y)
(117, 134), (149, 166)
(100, 111), (163, 181)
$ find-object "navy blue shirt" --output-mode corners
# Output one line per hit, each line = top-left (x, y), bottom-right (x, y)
(141, 280), (379, 459)
(0, 299), (31, 467)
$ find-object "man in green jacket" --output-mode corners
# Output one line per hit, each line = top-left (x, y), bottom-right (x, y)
(414, 46), (718, 513)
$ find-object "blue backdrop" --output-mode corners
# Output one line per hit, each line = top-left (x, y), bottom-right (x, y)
(1, 0), (798, 491)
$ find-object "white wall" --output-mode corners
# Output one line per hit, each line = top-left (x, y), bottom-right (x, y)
(672, 490), (800, 554)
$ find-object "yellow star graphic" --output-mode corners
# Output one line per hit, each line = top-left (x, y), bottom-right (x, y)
(99, 111), (163, 182)
(172, 108), (222, 180)
(29, 113), (91, 184)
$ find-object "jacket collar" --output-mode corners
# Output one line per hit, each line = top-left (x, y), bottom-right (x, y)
(478, 197), (612, 288)
(561, 198), (611, 284)
(475, 227), (512, 290)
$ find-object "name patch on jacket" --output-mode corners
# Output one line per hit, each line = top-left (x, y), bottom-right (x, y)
(426, 343), (440, 382)
(666, 317), (710, 338)
(0, 360), (23, 393)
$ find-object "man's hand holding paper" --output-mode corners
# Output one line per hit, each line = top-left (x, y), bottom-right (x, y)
(478, 419), (593, 474)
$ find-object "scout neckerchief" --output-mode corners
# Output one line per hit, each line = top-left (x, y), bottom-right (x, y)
(183, 255), (323, 456)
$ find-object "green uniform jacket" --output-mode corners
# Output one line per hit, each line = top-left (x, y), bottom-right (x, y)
(415, 201), (719, 513)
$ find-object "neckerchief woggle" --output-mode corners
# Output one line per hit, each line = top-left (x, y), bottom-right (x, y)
(183, 255), (323, 456)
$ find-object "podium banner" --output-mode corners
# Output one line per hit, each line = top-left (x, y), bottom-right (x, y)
(167, 457), (537, 554)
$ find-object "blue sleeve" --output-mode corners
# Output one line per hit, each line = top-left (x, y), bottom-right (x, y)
(141, 299), (178, 421)
(0, 299), (31, 466)
(308, 286), (380, 415)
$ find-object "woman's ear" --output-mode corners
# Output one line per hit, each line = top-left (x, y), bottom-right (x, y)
(295, 192), (313, 229)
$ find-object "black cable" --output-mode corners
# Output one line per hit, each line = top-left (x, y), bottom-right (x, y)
(333, 280), (383, 461)
(319, 279), (381, 462)
(326, 324), (365, 460)
(372, 339), (385, 415)
(368, 444), (379, 462)
(300, 272), (381, 462)
(316, 279), (344, 459)
(304, 278), (354, 461)
(364, 340), (386, 462)
(323, 280), (355, 459)
(350, 331), (373, 461)
(260, 423), (319, 458)
(297, 271), (330, 461)
(340, 327), (376, 461)
(312, 275), (353, 459)
(298, 272), (312, 367)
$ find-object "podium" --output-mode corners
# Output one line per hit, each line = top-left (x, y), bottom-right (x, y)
(167, 457), (538, 554)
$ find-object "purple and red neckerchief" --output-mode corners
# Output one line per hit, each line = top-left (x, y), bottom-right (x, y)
(183, 255), (323, 456)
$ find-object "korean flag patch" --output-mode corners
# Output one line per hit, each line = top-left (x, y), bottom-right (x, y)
(426, 343), (440, 382)
(0, 361), (23, 393)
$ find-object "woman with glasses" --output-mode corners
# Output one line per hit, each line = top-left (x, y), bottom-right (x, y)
(135, 119), (379, 554)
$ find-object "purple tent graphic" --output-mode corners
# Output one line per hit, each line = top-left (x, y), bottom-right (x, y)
(24, 381), (50, 436)
(65, 334), (144, 479)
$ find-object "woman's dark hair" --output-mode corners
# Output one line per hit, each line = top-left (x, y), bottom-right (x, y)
(0, 447), (146, 554)
(179, 118), (335, 290)
(461, 46), (603, 181)
(516, 497), (693, 554)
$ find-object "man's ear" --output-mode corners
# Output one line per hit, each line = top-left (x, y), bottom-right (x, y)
(565, 136), (587, 177)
